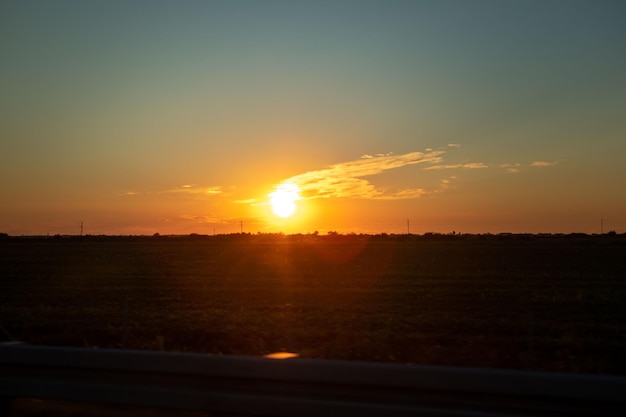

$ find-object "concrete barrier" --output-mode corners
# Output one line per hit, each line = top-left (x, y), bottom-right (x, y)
(1, 343), (625, 416)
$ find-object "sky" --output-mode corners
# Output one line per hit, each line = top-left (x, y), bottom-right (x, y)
(1, 0), (625, 235)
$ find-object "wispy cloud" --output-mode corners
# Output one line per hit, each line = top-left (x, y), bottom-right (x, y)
(424, 162), (488, 170)
(123, 185), (222, 197)
(530, 161), (560, 167)
(234, 198), (257, 205)
(260, 145), (563, 206)
(280, 150), (445, 200)
(360, 152), (394, 159)
(502, 161), (561, 173)
(374, 176), (457, 200)
(167, 185), (222, 195)
(500, 163), (522, 174)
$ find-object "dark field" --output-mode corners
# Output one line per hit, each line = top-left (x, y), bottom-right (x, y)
(2, 233), (625, 375)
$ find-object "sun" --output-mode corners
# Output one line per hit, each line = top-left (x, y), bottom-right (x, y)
(269, 182), (300, 218)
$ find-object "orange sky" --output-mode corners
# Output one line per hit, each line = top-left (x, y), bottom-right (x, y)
(2, 1), (626, 235)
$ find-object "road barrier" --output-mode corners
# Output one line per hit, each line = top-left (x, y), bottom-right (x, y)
(1, 342), (625, 416)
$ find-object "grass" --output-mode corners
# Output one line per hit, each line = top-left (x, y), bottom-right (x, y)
(1, 233), (625, 374)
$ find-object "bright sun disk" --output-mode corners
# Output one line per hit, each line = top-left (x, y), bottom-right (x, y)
(269, 183), (300, 218)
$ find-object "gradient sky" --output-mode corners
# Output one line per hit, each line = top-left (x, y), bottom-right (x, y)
(2, 0), (625, 235)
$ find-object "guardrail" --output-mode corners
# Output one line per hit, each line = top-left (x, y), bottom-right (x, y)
(1, 342), (625, 416)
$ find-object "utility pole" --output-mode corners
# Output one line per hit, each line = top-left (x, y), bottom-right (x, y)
(407, 219), (410, 235)
(80, 221), (83, 236)
(601, 218), (604, 234)
(240, 220), (243, 234)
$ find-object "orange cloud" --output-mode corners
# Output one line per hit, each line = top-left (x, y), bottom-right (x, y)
(424, 162), (488, 170)
(280, 150), (445, 200)
(167, 185), (222, 195)
(530, 161), (560, 167)
(123, 185), (222, 197)
(501, 161), (561, 173)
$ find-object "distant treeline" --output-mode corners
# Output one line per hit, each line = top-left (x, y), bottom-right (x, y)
(1, 230), (624, 243)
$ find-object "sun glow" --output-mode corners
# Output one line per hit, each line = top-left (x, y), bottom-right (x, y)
(269, 182), (301, 218)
